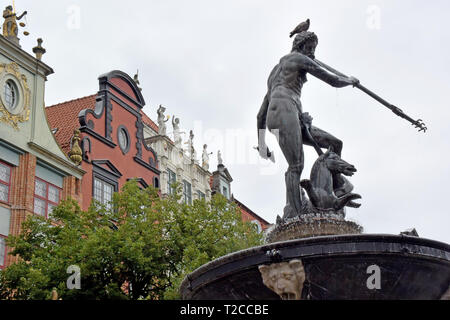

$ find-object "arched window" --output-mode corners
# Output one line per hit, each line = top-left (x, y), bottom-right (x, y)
(4, 80), (17, 111)
(117, 125), (130, 155)
(153, 177), (160, 189)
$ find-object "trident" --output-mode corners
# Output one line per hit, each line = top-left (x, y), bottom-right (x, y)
(314, 59), (427, 133)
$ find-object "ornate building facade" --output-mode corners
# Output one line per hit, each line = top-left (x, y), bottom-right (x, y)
(46, 71), (160, 211)
(141, 107), (271, 232)
(142, 111), (212, 203)
(0, 24), (84, 268)
(0, 3), (269, 272)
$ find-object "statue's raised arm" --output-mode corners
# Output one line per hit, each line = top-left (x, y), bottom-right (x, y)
(298, 55), (359, 88)
(17, 11), (27, 20)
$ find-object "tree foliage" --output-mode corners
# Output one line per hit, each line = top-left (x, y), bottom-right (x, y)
(0, 180), (263, 299)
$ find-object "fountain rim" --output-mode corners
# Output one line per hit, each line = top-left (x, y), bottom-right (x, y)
(180, 233), (450, 299)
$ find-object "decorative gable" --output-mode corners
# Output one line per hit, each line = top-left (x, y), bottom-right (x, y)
(92, 160), (122, 178)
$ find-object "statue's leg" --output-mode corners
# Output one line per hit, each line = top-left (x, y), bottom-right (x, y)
(304, 126), (350, 194)
(304, 126), (343, 156)
(267, 99), (305, 219)
(283, 163), (304, 219)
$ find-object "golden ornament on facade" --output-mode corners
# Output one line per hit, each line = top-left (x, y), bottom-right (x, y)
(2, 5), (28, 46)
(0, 62), (31, 130)
(68, 129), (83, 165)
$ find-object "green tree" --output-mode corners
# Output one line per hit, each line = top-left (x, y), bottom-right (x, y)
(0, 180), (263, 300)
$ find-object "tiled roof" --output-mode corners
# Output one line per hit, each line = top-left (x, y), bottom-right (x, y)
(46, 94), (97, 153)
(46, 94), (160, 154)
(141, 110), (159, 133)
(233, 197), (271, 228)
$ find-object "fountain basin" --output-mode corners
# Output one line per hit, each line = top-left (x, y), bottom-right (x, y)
(180, 234), (450, 300)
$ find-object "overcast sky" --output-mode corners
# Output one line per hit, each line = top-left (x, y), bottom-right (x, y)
(15, 0), (450, 243)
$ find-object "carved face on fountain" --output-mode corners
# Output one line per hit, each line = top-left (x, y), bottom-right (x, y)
(323, 150), (357, 177)
(259, 260), (305, 300)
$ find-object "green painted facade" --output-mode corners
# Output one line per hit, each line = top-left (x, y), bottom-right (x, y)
(0, 36), (83, 179)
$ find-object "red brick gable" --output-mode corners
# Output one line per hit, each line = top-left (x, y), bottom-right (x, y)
(46, 95), (97, 153)
(46, 95), (159, 153)
(233, 197), (271, 230)
(45, 70), (160, 212)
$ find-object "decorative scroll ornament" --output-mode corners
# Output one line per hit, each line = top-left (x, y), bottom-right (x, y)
(0, 62), (31, 130)
(68, 129), (83, 165)
(258, 259), (306, 300)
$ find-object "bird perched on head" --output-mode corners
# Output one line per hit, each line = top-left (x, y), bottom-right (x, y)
(289, 19), (310, 38)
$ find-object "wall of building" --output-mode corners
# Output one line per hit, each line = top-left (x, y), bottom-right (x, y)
(143, 114), (212, 203)
(0, 36), (84, 269)
(141, 109), (270, 231)
(47, 71), (160, 211)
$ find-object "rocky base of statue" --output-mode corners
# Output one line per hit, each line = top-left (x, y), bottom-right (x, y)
(266, 212), (363, 243)
(265, 148), (364, 243)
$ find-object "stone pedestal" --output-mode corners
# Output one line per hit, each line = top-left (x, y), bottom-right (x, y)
(266, 213), (363, 243)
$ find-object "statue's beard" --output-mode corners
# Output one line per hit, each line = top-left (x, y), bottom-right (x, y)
(300, 50), (315, 59)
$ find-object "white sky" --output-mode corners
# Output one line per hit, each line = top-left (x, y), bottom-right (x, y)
(14, 0), (450, 243)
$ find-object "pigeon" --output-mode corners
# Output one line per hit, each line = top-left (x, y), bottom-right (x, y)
(289, 19), (310, 38)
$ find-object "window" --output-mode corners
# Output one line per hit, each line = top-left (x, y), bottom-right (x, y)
(0, 235), (6, 268)
(197, 191), (205, 200)
(4, 80), (17, 111)
(93, 177), (115, 210)
(34, 178), (61, 218)
(167, 169), (176, 195)
(0, 162), (11, 203)
(117, 126), (130, 154)
(183, 180), (192, 205)
(222, 186), (229, 199)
